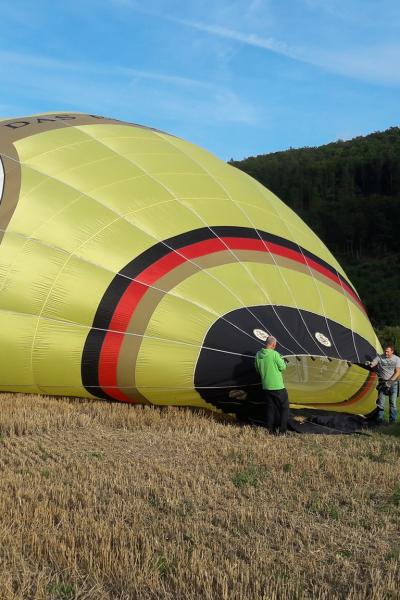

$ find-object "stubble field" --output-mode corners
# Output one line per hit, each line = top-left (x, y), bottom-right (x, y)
(0, 393), (399, 600)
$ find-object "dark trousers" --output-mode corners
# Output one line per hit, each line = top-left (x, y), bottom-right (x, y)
(262, 388), (289, 433)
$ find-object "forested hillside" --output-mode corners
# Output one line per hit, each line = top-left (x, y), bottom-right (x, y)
(230, 128), (400, 331)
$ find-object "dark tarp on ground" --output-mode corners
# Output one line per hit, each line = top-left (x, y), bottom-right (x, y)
(288, 412), (368, 435)
(246, 407), (375, 435)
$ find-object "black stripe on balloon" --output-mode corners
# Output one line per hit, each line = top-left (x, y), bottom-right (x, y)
(81, 329), (116, 401)
(81, 225), (358, 398)
(92, 274), (132, 330)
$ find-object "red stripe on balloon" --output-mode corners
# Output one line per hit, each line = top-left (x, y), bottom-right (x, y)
(98, 280), (149, 401)
(262, 240), (361, 307)
(98, 236), (365, 400)
(217, 237), (362, 307)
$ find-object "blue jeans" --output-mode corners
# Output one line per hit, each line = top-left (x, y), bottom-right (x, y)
(377, 382), (399, 423)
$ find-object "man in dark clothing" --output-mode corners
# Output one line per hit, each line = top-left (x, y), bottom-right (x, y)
(255, 336), (289, 433)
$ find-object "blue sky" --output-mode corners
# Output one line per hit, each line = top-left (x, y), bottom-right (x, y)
(0, 0), (399, 160)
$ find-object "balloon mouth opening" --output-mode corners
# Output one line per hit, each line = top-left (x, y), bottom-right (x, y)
(194, 305), (376, 415)
(194, 355), (374, 415)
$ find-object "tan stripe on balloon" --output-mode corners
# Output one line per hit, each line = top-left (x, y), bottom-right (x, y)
(0, 142), (22, 244)
(0, 113), (164, 145)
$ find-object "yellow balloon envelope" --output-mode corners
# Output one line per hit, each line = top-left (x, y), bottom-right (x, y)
(0, 113), (380, 415)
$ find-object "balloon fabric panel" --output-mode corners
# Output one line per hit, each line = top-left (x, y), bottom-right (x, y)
(0, 113), (380, 415)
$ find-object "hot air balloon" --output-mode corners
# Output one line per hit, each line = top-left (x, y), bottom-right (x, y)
(0, 113), (380, 417)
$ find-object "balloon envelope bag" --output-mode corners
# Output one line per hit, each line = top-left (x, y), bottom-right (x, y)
(0, 113), (380, 415)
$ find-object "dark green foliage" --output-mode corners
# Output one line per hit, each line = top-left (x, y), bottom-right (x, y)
(232, 464), (265, 488)
(344, 256), (400, 331)
(391, 485), (400, 506)
(48, 582), (75, 600)
(375, 325), (400, 349)
(230, 128), (400, 329)
(155, 554), (176, 577)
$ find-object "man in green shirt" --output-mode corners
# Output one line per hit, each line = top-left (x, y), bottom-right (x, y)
(255, 336), (289, 433)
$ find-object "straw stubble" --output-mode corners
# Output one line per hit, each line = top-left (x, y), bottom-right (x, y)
(0, 393), (399, 599)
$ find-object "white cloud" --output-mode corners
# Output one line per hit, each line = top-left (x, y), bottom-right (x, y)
(165, 88), (258, 126)
(47, 0), (400, 90)
(112, 1), (400, 86)
(0, 49), (259, 126)
(116, 66), (218, 90)
(173, 18), (294, 58)
(170, 16), (400, 86)
(314, 43), (400, 86)
(0, 49), (228, 92)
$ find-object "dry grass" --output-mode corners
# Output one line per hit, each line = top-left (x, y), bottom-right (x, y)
(0, 393), (399, 600)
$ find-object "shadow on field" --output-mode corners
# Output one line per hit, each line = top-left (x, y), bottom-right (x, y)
(374, 423), (400, 437)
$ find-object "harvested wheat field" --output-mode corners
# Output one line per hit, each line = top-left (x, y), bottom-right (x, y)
(0, 393), (399, 600)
